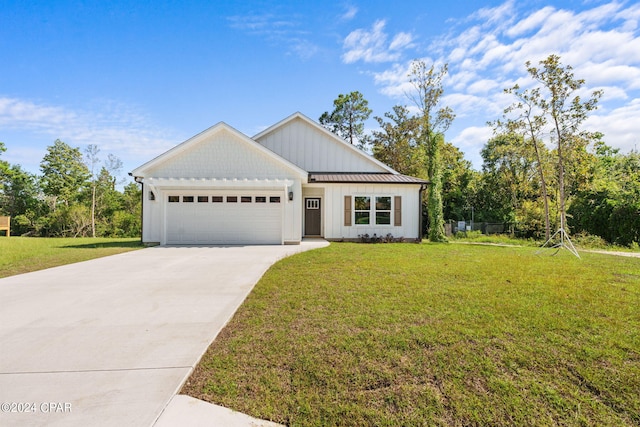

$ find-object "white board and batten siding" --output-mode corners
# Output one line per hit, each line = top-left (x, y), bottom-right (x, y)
(255, 116), (389, 173)
(319, 183), (422, 240)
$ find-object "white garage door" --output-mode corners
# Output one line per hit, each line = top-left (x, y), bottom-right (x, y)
(165, 192), (283, 245)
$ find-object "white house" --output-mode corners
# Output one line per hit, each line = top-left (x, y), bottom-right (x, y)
(130, 112), (428, 245)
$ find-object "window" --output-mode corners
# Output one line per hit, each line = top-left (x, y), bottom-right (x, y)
(241, 196), (252, 203)
(183, 196), (194, 203)
(168, 196), (179, 203)
(212, 196), (223, 203)
(306, 199), (320, 209)
(354, 196), (370, 224)
(255, 196), (267, 203)
(376, 197), (391, 225)
(197, 196), (209, 203)
(270, 196), (281, 203)
(227, 196), (237, 203)
(352, 196), (393, 225)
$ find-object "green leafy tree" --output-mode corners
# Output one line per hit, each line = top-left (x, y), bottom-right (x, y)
(85, 144), (100, 237)
(84, 146), (124, 237)
(319, 91), (372, 148)
(441, 142), (476, 223)
(0, 164), (45, 235)
(569, 142), (640, 246)
(0, 142), (9, 211)
(114, 182), (142, 237)
(496, 84), (553, 239)
(370, 105), (424, 177)
(407, 61), (455, 242)
(494, 55), (603, 240)
(40, 139), (90, 208)
(477, 133), (554, 237)
(526, 54), (603, 233)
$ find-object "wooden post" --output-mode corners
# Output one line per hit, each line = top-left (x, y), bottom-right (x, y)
(0, 216), (10, 237)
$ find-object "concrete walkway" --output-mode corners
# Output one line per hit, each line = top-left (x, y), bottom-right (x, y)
(0, 240), (329, 427)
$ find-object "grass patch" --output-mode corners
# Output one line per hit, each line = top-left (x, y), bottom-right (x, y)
(184, 243), (640, 426)
(0, 237), (143, 278)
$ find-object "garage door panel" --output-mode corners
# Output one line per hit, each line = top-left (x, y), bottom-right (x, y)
(165, 192), (282, 245)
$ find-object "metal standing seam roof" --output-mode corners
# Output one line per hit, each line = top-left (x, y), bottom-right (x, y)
(308, 173), (429, 184)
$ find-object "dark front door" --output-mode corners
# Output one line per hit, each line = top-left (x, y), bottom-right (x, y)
(305, 198), (321, 236)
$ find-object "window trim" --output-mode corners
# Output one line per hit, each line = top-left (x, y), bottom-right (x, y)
(352, 195), (395, 226)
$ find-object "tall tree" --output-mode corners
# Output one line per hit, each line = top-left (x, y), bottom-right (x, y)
(407, 61), (455, 242)
(526, 54), (603, 234)
(370, 105), (423, 177)
(0, 142), (9, 208)
(319, 91), (372, 148)
(40, 139), (90, 208)
(441, 142), (477, 223)
(85, 144), (101, 238)
(496, 84), (553, 239)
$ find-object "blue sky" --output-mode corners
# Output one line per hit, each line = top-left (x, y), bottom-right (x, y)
(1, 0), (639, 180)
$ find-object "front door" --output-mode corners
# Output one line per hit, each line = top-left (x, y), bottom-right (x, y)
(305, 198), (321, 236)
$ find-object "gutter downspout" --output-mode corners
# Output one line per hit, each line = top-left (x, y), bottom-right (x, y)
(419, 184), (427, 242)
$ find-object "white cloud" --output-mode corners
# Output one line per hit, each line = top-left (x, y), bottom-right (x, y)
(341, 5), (358, 21)
(506, 6), (555, 37)
(0, 96), (178, 174)
(227, 13), (319, 60)
(450, 125), (494, 167)
(585, 99), (640, 152)
(361, 0), (640, 167)
(342, 20), (414, 64)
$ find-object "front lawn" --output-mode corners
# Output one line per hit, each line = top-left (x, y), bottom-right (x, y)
(0, 237), (143, 278)
(184, 243), (640, 426)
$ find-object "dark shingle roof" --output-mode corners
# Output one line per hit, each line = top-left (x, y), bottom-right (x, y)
(308, 173), (428, 184)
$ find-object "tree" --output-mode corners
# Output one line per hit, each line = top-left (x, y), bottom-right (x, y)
(319, 91), (372, 147)
(370, 105), (424, 177)
(477, 133), (553, 237)
(407, 61), (455, 242)
(495, 55), (603, 244)
(0, 142), (9, 207)
(441, 142), (477, 224)
(40, 139), (90, 208)
(85, 144), (100, 237)
(526, 54), (602, 234)
(569, 142), (640, 246)
(496, 84), (553, 240)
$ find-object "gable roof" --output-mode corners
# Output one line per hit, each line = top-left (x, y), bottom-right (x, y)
(253, 112), (398, 174)
(130, 122), (308, 179)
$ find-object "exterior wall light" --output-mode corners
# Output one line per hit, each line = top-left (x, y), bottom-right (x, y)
(288, 191), (294, 201)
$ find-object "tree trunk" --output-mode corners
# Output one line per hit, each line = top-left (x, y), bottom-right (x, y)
(91, 184), (96, 238)
(526, 123), (551, 241)
(553, 117), (566, 232)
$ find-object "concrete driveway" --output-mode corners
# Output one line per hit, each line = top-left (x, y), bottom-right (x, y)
(0, 240), (328, 427)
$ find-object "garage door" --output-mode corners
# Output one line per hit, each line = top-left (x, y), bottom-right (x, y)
(165, 192), (283, 245)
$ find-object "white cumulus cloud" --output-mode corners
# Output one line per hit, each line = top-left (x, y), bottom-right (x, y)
(342, 20), (415, 64)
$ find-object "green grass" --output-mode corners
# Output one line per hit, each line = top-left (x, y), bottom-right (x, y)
(183, 243), (640, 426)
(0, 237), (143, 278)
